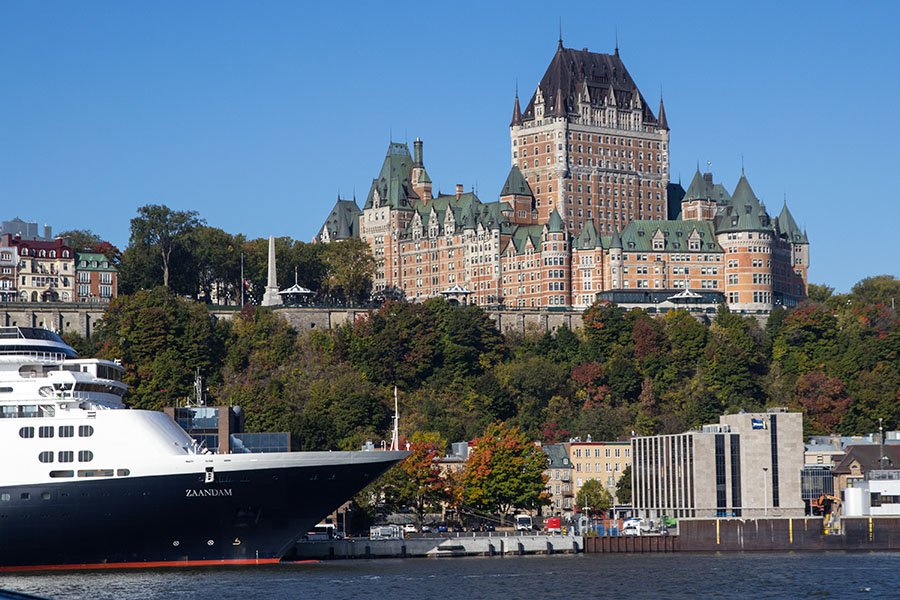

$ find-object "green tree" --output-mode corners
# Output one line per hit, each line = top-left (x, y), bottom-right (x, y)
(582, 301), (629, 349)
(575, 478), (613, 516)
(615, 464), (632, 504)
(94, 287), (228, 410)
(807, 283), (835, 304)
(850, 275), (900, 308)
(128, 204), (204, 288)
(321, 238), (376, 304)
(461, 423), (549, 524)
(59, 229), (102, 252)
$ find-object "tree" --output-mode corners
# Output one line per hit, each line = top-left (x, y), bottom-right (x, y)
(615, 464), (632, 504)
(850, 275), (900, 308)
(794, 371), (851, 434)
(461, 423), (549, 524)
(376, 435), (446, 529)
(321, 238), (376, 304)
(807, 283), (835, 304)
(59, 229), (102, 251)
(94, 287), (229, 410)
(129, 204), (204, 288)
(575, 478), (612, 516)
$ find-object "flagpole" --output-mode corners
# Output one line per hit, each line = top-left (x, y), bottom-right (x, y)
(240, 252), (244, 308)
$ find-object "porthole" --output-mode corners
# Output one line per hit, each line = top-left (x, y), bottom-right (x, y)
(79, 425), (94, 437)
(0, 494), (10, 501)
(78, 451), (93, 463)
(19, 427), (34, 439)
(38, 452), (53, 464)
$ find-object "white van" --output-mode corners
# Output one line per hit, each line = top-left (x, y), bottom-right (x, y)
(622, 518), (642, 536)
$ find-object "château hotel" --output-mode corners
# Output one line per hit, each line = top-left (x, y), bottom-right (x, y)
(316, 42), (809, 312)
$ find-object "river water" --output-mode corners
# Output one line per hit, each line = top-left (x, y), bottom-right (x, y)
(1, 552), (896, 599)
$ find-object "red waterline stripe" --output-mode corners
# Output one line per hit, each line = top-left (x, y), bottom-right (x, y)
(0, 558), (294, 572)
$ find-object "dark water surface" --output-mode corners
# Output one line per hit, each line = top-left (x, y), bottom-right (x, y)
(1, 552), (896, 599)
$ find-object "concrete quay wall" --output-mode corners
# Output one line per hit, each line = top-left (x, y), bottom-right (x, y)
(290, 534), (583, 560)
(586, 517), (900, 553)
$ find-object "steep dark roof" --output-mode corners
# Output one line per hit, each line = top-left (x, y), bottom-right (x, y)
(520, 44), (659, 124)
(500, 165), (533, 197)
(317, 197), (361, 241)
(511, 91), (522, 126)
(658, 97), (669, 130)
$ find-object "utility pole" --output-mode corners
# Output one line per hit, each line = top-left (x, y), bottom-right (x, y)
(240, 252), (244, 308)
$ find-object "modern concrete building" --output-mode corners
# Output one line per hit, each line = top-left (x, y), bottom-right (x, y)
(632, 408), (804, 519)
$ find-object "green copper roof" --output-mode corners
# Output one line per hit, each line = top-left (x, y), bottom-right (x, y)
(778, 203), (808, 244)
(608, 227), (623, 249)
(574, 220), (602, 250)
(619, 221), (723, 253)
(317, 197), (361, 241)
(500, 165), (533, 197)
(75, 252), (118, 272)
(546, 209), (564, 233)
(715, 174), (771, 233)
(683, 169), (710, 201)
(363, 142), (418, 210)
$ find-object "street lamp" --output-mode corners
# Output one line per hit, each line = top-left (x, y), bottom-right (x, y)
(762, 466), (769, 518)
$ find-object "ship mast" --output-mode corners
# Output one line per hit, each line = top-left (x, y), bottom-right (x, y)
(389, 386), (400, 451)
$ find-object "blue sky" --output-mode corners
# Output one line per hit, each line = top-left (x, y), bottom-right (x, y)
(2, 1), (898, 292)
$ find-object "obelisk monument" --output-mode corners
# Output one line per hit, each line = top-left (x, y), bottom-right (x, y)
(261, 235), (282, 306)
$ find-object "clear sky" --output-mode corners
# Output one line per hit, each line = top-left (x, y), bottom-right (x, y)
(2, 1), (898, 292)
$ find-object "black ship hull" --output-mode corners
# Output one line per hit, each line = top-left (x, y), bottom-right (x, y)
(0, 458), (396, 571)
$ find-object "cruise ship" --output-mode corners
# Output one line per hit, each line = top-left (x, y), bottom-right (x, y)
(0, 326), (407, 571)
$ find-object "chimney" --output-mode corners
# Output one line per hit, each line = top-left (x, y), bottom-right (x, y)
(413, 138), (423, 167)
(703, 173), (713, 186)
(456, 184), (463, 199)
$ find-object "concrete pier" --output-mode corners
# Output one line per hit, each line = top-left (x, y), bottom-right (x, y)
(289, 534), (583, 560)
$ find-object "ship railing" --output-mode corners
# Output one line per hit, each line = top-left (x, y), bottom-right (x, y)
(0, 351), (68, 363)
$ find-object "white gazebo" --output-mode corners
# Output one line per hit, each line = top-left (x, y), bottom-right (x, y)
(439, 284), (473, 306)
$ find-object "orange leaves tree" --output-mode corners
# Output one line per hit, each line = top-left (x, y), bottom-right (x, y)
(461, 423), (549, 525)
(378, 436), (446, 529)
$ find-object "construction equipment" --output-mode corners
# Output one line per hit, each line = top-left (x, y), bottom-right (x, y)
(813, 494), (842, 534)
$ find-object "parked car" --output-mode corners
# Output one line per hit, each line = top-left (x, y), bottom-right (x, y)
(450, 523), (465, 532)
(421, 524), (432, 533)
(403, 524), (417, 534)
(435, 523), (449, 533)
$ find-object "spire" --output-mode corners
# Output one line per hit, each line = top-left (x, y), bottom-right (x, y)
(615, 25), (619, 56)
(261, 235), (282, 307)
(658, 94), (668, 130)
(609, 226), (623, 249)
(554, 90), (565, 116)
(511, 86), (522, 126)
(558, 18), (563, 50)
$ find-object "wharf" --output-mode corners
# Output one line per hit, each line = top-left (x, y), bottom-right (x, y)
(585, 517), (900, 553)
(289, 533), (583, 560)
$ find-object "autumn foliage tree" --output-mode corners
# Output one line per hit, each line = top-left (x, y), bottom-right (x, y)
(377, 434), (446, 529)
(461, 423), (549, 524)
